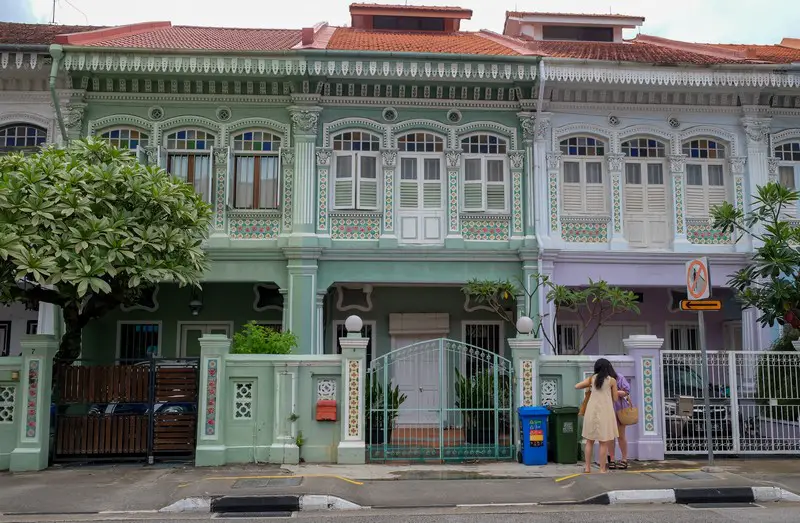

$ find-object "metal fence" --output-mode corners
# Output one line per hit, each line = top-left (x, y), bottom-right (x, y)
(365, 338), (515, 462)
(661, 350), (800, 455)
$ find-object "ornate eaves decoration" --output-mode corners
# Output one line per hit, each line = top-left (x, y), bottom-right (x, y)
(322, 117), (390, 148)
(155, 115), (221, 143)
(456, 121), (519, 150)
(542, 62), (800, 88)
(224, 117), (290, 146)
(678, 126), (740, 156)
(62, 54), (539, 81)
(87, 114), (154, 136)
(553, 123), (617, 151)
(0, 52), (48, 71)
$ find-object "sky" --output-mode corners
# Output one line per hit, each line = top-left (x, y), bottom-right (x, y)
(1, 0), (797, 45)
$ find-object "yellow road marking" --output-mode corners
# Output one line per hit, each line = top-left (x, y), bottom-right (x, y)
(553, 467), (700, 483)
(554, 473), (582, 482)
(203, 474), (364, 486)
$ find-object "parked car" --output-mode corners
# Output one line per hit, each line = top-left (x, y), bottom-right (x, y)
(87, 401), (197, 417)
(663, 364), (732, 447)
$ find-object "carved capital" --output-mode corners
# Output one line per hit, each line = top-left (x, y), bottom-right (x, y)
(519, 115), (536, 141)
(381, 149), (398, 168)
(213, 146), (229, 167)
(741, 117), (771, 144)
(288, 106), (321, 135)
(767, 156), (780, 176)
(281, 147), (295, 166)
(668, 154), (687, 174)
(545, 151), (562, 171)
(606, 153), (625, 172)
(508, 150), (525, 170)
(729, 156), (747, 174)
(316, 148), (332, 166)
(445, 149), (461, 169)
(63, 102), (86, 130)
(535, 116), (551, 141)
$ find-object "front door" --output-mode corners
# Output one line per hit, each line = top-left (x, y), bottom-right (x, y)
(624, 162), (670, 248)
(598, 324), (649, 355)
(397, 156), (445, 245)
(180, 323), (232, 358)
(393, 336), (440, 425)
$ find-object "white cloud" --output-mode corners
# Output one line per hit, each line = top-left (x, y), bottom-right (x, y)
(17, 0), (800, 44)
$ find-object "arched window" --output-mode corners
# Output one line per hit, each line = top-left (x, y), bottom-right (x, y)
(0, 124), (47, 153)
(559, 136), (606, 215)
(99, 127), (149, 150)
(775, 141), (800, 216)
(164, 129), (215, 203)
(231, 130), (281, 210)
(682, 139), (727, 218)
(332, 131), (380, 210)
(460, 134), (509, 212)
(398, 133), (444, 212)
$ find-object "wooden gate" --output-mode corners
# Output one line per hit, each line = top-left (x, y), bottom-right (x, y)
(52, 358), (199, 463)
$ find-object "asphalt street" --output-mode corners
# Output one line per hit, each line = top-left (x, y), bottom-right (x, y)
(2, 504), (799, 523)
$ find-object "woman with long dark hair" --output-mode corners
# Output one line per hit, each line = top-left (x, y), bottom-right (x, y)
(607, 362), (632, 470)
(575, 358), (619, 473)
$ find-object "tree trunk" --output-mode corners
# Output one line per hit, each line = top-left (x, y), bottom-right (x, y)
(55, 304), (83, 363)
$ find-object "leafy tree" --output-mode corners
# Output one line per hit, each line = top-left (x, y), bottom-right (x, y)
(462, 276), (640, 354)
(711, 182), (800, 328)
(0, 138), (212, 362)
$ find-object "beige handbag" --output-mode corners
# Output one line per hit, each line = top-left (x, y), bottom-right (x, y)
(617, 397), (639, 426)
(578, 389), (590, 417)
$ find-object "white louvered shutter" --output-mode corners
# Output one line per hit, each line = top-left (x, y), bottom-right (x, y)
(779, 166), (797, 218)
(584, 161), (606, 214)
(333, 154), (354, 209)
(206, 146), (215, 205)
(463, 158), (484, 211)
(357, 155), (378, 210)
(706, 164), (726, 212)
(561, 161), (583, 214)
(646, 163), (667, 214)
(136, 146), (148, 165)
(422, 158), (442, 210)
(486, 159), (506, 211)
(158, 146), (167, 170)
(227, 147), (235, 208)
(624, 163), (644, 213)
(399, 157), (419, 209)
(685, 164), (706, 217)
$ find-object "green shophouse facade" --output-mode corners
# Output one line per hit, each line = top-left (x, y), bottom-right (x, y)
(55, 17), (543, 370)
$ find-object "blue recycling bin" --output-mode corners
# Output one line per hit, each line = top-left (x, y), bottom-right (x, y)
(518, 406), (551, 466)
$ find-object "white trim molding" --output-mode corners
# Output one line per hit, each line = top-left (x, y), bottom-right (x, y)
(771, 128), (800, 154)
(456, 121), (518, 150)
(322, 117), (390, 149)
(0, 112), (56, 143)
(553, 123), (617, 152)
(156, 115), (222, 143)
(678, 125), (740, 156)
(389, 119), (454, 149)
(225, 117), (291, 146)
(87, 114), (155, 137)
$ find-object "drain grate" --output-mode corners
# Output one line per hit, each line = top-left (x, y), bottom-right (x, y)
(232, 477), (303, 489)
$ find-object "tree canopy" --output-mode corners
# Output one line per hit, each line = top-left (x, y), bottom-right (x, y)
(712, 181), (800, 329)
(0, 138), (212, 360)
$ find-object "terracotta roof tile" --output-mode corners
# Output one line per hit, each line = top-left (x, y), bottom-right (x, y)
(707, 43), (800, 63)
(0, 22), (102, 45)
(327, 28), (518, 55)
(80, 25), (302, 51)
(350, 3), (471, 13)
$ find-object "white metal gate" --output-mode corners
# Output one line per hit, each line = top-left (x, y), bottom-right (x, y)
(661, 350), (800, 454)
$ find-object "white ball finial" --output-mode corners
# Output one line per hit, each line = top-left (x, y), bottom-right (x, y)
(516, 316), (534, 335)
(345, 315), (363, 333)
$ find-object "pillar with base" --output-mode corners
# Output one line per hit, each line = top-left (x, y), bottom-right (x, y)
(195, 334), (231, 467)
(337, 315), (368, 464)
(623, 334), (665, 461)
(508, 317), (543, 408)
(10, 335), (58, 472)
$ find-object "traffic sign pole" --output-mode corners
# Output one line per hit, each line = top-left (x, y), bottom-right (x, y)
(697, 310), (714, 466)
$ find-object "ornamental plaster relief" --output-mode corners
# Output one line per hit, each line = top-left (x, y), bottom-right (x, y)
(86, 114), (154, 136)
(389, 119), (454, 149)
(0, 111), (56, 142)
(321, 117), (390, 148)
(771, 129), (800, 155)
(678, 126), (740, 156)
(224, 117), (290, 146)
(552, 123), (618, 151)
(155, 115), (221, 143)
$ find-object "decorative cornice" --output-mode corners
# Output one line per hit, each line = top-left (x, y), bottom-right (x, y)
(543, 62), (800, 88)
(0, 51), (49, 71)
(62, 54), (538, 80)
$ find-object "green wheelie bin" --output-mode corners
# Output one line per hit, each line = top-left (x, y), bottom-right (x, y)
(547, 406), (579, 464)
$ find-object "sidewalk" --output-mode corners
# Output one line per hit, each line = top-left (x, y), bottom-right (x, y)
(1, 458), (799, 516)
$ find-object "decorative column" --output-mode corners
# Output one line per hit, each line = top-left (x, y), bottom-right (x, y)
(508, 317), (542, 408)
(315, 148), (332, 237)
(281, 147), (295, 234)
(285, 254), (319, 354)
(269, 361), (300, 465)
(623, 334), (664, 461)
(767, 157), (779, 184)
(519, 111), (547, 243)
(729, 156), (748, 252)
(538, 255), (557, 355)
(10, 335), (58, 472)
(508, 150), (525, 240)
(279, 289), (288, 330)
(195, 334), (230, 467)
(380, 149), (398, 246)
(211, 146), (229, 237)
(287, 105), (322, 236)
(742, 115), (771, 248)
(669, 154), (690, 250)
(316, 290), (326, 355)
(545, 151), (563, 244)
(444, 149), (463, 246)
(606, 153), (627, 249)
(337, 315), (368, 464)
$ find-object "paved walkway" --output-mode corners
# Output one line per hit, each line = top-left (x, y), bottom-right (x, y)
(0, 458), (798, 516)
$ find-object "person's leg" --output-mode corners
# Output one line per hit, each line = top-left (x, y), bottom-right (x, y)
(617, 423), (628, 468)
(598, 441), (609, 473)
(584, 439), (594, 473)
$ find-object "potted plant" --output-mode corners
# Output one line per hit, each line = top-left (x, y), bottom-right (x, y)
(363, 373), (407, 445)
(454, 368), (511, 445)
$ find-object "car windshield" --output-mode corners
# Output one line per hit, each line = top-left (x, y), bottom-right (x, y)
(666, 366), (704, 393)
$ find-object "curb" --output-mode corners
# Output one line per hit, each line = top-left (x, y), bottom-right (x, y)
(160, 495), (363, 514)
(581, 486), (800, 505)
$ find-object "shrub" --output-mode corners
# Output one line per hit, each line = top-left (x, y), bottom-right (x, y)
(231, 321), (297, 354)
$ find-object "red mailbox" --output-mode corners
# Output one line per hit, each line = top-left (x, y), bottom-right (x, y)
(316, 400), (337, 421)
